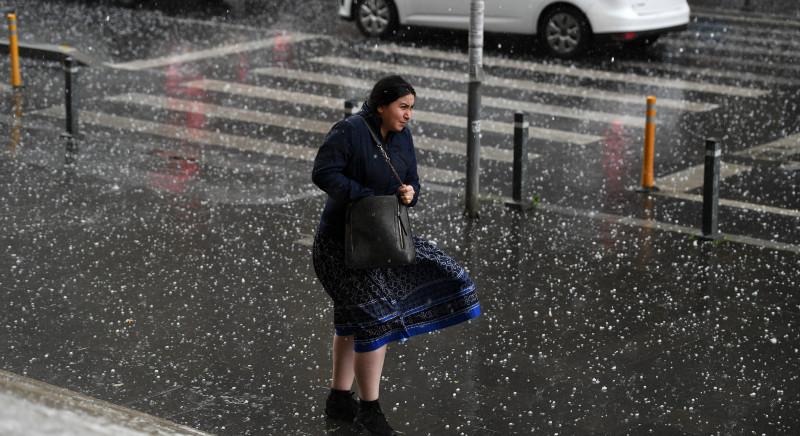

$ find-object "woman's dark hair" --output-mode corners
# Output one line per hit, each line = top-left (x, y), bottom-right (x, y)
(367, 75), (416, 113)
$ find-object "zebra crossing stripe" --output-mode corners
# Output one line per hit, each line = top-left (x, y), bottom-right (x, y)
(310, 56), (717, 112)
(619, 60), (800, 87)
(653, 161), (800, 218)
(655, 190), (800, 218)
(655, 162), (751, 192)
(734, 133), (800, 162)
(671, 30), (800, 51)
(659, 37), (800, 61)
(107, 91), (538, 163)
(184, 79), (600, 145)
(542, 200), (800, 253)
(107, 93), (334, 132)
(108, 32), (318, 71)
(37, 106), (464, 183)
(362, 44), (764, 98)
(693, 10), (800, 29)
(252, 66), (643, 127)
(653, 51), (800, 76)
(425, 183), (800, 253)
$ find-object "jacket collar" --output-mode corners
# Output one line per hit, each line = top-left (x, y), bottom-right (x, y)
(358, 102), (393, 142)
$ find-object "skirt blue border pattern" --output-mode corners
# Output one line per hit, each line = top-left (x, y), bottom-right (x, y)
(313, 231), (481, 352)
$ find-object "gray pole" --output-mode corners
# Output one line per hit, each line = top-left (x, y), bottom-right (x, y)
(64, 56), (79, 139)
(63, 56), (79, 154)
(505, 112), (532, 211)
(344, 99), (357, 119)
(465, 0), (484, 218)
(701, 138), (721, 240)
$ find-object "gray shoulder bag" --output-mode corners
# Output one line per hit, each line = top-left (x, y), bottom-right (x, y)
(345, 116), (415, 269)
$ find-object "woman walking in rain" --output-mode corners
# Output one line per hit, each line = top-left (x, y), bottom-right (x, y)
(312, 75), (481, 435)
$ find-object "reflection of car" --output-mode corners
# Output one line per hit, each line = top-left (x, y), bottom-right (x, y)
(338, 0), (690, 58)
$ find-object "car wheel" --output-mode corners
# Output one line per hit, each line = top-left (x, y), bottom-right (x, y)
(355, 0), (398, 38)
(539, 6), (591, 59)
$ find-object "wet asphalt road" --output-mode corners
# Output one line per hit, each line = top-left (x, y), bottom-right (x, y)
(1, 0), (800, 434)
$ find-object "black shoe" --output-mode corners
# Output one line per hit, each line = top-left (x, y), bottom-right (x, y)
(354, 400), (397, 436)
(325, 389), (359, 422)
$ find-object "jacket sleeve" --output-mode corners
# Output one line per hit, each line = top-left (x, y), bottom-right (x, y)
(405, 132), (421, 208)
(312, 121), (374, 201)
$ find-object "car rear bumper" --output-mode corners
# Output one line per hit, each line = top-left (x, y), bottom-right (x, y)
(595, 23), (689, 42)
(585, 3), (690, 34)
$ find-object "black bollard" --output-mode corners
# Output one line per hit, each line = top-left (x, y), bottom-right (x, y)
(506, 112), (533, 211)
(701, 138), (721, 240)
(344, 100), (357, 119)
(63, 56), (79, 139)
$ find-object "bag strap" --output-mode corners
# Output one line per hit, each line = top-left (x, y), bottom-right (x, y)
(357, 115), (404, 186)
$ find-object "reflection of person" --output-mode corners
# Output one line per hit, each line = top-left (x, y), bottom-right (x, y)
(312, 76), (481, 435)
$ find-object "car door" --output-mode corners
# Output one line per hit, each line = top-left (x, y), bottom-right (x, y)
(484, 0), (539, 34)
(398, 0), (471, 30)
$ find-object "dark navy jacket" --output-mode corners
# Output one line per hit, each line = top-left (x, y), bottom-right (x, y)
(312, 104), (421, 241)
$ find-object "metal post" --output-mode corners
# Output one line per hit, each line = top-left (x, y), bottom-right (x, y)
(701, 138), (721, 240)
(638, 96), (658, 192)
(506, 112), (532, 211)
(6, 11), (22, 88)
(9, 90), (22, 154)
(465, 0), (484, 219)
(64, 56), (79, 139)
(344, 99), (357, 119)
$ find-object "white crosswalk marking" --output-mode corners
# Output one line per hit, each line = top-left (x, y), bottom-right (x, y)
(734, 134), (800, 163)
(108, 32), (319, 70)
(106, 92), (538, 163)
(252, 66), (644, 127)
(619, 60), (800, 87)
(362, 44), (765, 98)
(184, 79), (600, 145)
(655, 190), (800, 218)
(653, 161), (800, 218)
(107, 93), (334, 132)
(660, 37), (800, 60)
(653, 51), (800, 75)
(671, 31), (800, 51)
(37, 107), (465, 183)
(539, 200), (800, 253)
(655, 162), (751, 192)
(693, 10), (800, 28)
(311, 56), (718, 112)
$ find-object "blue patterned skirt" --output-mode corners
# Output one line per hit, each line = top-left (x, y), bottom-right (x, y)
(312, 231), (481, 352)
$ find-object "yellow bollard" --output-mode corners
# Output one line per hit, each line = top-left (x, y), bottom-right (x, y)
(638, 96), (658, 192)
(7, 12), (22, 88)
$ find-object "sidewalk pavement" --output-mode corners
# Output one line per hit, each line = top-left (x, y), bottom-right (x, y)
(1, 123), (799, 434)
(0, 369), (209, 436)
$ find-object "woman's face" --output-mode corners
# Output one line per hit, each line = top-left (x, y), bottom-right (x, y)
(377, 94), (415, 133)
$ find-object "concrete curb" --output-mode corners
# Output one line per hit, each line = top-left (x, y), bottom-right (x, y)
(0, 369), (211, 436)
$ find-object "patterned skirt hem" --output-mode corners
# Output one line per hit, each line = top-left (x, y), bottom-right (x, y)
(335, 303), (482, 353)
(332, 283), (477, 331)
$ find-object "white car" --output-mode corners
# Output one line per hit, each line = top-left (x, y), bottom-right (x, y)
(338, 0), (690, 58)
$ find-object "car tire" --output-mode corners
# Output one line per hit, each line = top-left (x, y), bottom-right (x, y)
(538, 5), (591, 59)
(355, 0), (399, 38)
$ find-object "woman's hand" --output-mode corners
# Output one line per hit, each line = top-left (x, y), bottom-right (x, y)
(398, 184), (415, 205)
